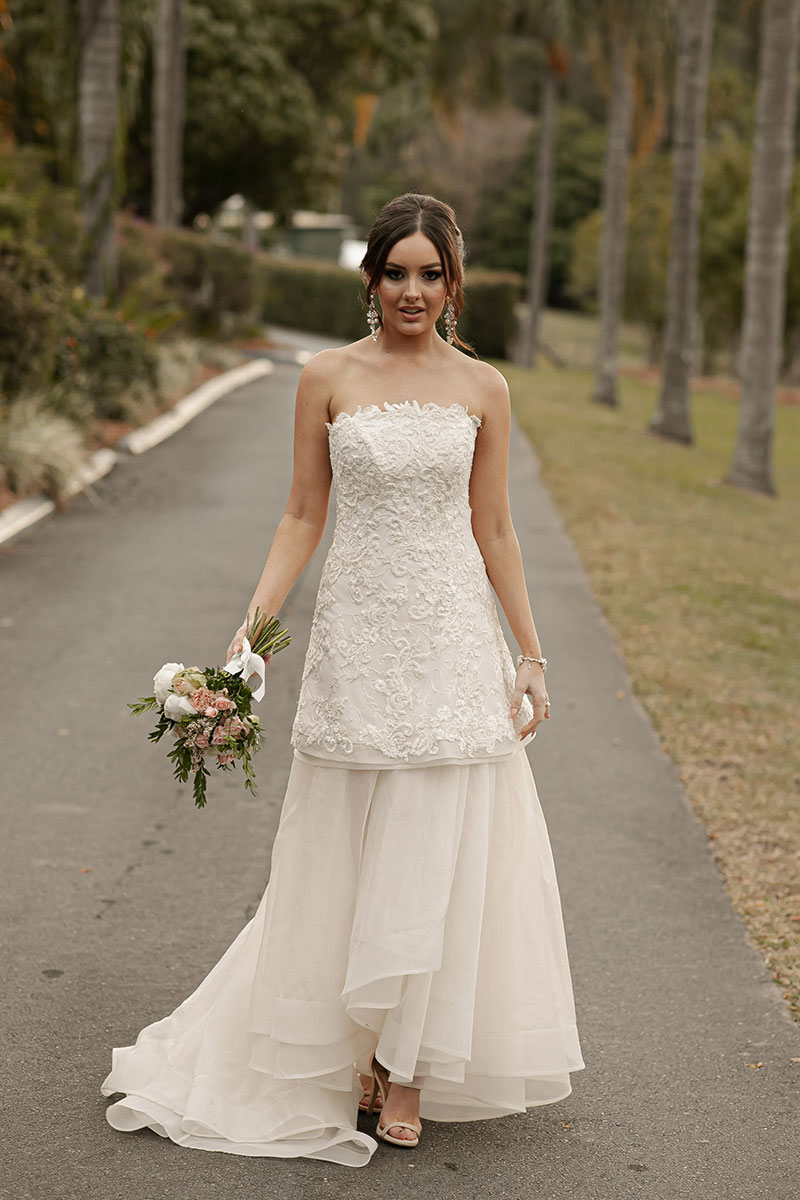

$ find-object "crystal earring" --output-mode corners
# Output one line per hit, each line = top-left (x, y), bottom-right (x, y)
(367, 294), (381, 341)
(443, 296), (456, 345)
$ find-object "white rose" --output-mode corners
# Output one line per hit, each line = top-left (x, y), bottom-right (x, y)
(163, 692), (196, 721)
(154, 662), (185, 706)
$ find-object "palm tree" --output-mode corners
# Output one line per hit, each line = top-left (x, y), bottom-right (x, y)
(152, 0), (185, 228)
(591, 1), (676, 407)
(725, 0), (800, 495)
(592, 20), (634, 406)
(79, 0), (121, 300)
(649, 0), (716, 443)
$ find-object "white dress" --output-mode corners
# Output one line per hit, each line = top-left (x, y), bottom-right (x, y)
(102, 400), (584, 1167)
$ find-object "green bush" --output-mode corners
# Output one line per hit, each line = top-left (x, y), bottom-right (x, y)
(257, 256), (522, 358)
(160, 230), (260, 334)
(258, 256), (367, 341)
(51, 304), (161, 422)
(459, 271), (523, 359)
(0, 234), (67, 397)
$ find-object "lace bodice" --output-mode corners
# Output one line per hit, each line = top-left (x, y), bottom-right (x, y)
(291, 400), (533, 767)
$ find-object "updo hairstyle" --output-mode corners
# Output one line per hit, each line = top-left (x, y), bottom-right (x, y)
(360, 193), (473, 353)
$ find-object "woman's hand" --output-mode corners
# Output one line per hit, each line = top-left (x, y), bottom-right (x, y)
(225, 623), (273, 672)
(510, 663), (550, 739)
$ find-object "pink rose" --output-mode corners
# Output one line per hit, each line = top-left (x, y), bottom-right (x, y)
(214, 696), (234, 711)
(189, 687), (217, 713)
(211, 725), (227, 745)
(217, 752), (234, 765)
(195, 731), (210, 749)
(204, 706), (217, 717)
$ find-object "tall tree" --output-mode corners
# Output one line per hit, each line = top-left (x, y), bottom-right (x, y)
(79, 0), (121, 299)
(590, 1), (676, 407)
(649, 0), (716, 442)
(519, 41), (569, 367)
(725, 0), (800, 494)
(152, 0), (185, 227)
(592, 21), (633, 406)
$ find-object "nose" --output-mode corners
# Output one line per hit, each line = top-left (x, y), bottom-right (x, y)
(403, 277), (421, 299)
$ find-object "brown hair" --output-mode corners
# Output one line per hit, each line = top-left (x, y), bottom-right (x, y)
(360, 193), (475, 354)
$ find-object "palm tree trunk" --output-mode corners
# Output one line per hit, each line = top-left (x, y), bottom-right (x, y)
(649, 0), (716, 443)
(592, 25), (633, 407)
(152, 0), (186, 227)
(79, 0), (120, 300)
(519, 64), (559, 368)
(725, 0), (800, 495)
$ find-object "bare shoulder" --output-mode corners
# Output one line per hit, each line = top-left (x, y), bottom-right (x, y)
(297, 346), (348, 390)
(461, 356), (510, 422)
(298, 341), (372, 396)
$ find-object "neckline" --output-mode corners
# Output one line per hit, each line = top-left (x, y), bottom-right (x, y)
(326, 400), (481, 431)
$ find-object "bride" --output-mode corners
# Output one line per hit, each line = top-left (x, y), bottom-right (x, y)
(102, 192), (584, 1166)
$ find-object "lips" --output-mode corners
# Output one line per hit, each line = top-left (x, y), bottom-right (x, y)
(400, 307), (424, 315)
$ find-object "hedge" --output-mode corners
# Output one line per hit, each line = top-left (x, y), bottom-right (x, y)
(257, 255), (522, 359)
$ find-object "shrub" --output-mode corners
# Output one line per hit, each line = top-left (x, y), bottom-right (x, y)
(0, 396), (86, 501)
(0, 234), (67, 397)
(257, 257), (522, 358)
(51, 305), (161, 422)
(459, 271), (523, 359)
(160, 230), (260, 334)
(258, 256), (367, 342)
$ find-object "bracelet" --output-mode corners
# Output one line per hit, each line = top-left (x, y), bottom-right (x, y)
(517, 654), (547, 671)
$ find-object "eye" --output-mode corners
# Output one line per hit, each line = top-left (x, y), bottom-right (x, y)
(423, 270), (442, 281)
(384, 269), (404, 280)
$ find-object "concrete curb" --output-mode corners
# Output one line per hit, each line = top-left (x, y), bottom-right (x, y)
(118, 358), (273, 455)
(0, 358), (274, 549)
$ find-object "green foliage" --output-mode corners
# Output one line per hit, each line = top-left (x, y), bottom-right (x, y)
(51, 300), (161, 422)
(0, 234), (68, 397)
(258, 256), (522, 358)
(160, 230), (260, 335)
(458, 271), (524, 359)
(258, 256), (368, 342)
(470, 105), (606, 299)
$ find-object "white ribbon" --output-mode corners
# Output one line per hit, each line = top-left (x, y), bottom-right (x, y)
(223, 636), (266, 701)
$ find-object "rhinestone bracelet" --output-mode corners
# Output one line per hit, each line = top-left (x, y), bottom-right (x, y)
(517, 654), (547, 671)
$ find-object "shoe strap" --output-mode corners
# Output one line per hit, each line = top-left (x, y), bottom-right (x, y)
(379, 1120), (421, 1134)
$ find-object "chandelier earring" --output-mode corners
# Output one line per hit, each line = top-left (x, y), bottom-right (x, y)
(443, 296), (456, 345)
(366, 294), (381, 342)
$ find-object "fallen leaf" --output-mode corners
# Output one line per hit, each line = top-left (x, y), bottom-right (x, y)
(746, 1062), (764, 1069)
(616, 689), (625, 699)
(80, 867), (93, 874)
(560, 1122), (574, 1129)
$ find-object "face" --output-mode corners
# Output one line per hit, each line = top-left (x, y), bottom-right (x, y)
(375, 231), (449, 339)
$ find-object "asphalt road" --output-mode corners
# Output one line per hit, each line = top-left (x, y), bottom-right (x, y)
(2, 348), (799, 1200)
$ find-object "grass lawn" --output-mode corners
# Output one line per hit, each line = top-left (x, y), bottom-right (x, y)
(505, 359), (800, 1022)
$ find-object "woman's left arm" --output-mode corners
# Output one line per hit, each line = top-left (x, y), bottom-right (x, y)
(469, 367), (549, 736)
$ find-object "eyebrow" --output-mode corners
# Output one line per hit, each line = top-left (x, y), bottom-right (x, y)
(385, 260), (442, 269)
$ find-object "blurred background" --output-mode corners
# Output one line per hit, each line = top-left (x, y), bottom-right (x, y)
(1, 2), (799, 1023)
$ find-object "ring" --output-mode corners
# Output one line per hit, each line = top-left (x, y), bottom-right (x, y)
(544, 700), (551, 709)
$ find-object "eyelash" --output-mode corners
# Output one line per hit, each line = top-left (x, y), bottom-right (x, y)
(384, 269), (442, 282)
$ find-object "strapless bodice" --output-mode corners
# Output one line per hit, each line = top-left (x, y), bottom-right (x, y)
(291, 401), (533, 767)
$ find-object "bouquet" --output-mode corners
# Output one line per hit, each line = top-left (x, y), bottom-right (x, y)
(129, 608), (291, 808)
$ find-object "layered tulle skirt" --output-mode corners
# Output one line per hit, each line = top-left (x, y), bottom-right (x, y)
(102, 748), (584, 1167)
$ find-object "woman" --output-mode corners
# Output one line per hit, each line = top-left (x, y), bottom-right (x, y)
(102, 193), (584, 1167)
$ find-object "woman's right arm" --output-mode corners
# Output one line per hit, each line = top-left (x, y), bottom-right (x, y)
(226, 354), (334, 660)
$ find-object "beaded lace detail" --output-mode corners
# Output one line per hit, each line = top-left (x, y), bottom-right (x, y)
(291, 400), (533, 764)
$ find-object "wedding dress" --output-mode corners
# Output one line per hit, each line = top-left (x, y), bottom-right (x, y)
(102, 400), (584, 1167)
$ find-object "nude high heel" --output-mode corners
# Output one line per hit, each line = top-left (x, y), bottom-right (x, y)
(369, 1052), (422, 1148)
